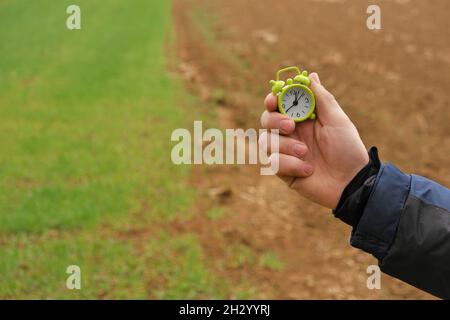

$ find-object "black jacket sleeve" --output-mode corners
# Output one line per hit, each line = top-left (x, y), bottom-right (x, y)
(334, 147), (450, 299)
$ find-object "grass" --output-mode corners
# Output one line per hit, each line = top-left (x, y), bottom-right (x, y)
(143, 233), (228, 299)
(0, 232), (229, 299)
(225, 244), (285, 272)
(206, 206), (226, 220)
(0, 0), (193, 232)
(0, 0), (229, 298)
(259, 252), (285, 272)
(189, 3), (218, 45)
(0, 235), (145, 299)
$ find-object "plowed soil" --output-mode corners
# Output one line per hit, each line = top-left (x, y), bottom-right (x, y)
(172, 0), (450, 299)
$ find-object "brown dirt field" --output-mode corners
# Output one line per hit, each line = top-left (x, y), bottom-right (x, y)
(172, 0), (450, 299)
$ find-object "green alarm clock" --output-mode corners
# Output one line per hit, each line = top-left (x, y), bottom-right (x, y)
(270, 66), (316, 122)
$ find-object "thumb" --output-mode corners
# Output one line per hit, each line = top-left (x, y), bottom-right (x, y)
(309, 72), (321, 85)
(309, 72), (347, 125)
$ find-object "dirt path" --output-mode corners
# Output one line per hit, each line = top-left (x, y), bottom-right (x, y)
(172, 0), (449, 299)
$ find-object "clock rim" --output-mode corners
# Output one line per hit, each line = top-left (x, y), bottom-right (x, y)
(278, 84), (316, 122)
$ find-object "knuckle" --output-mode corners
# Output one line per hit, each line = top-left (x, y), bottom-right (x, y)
(267, 132), (280, 151)
(260, 111), (269, 127)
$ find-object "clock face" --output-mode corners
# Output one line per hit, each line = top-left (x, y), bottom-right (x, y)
(280, 86), (313, 119)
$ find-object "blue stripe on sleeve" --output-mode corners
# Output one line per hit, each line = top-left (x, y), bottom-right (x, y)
(350, 163), (411, 260)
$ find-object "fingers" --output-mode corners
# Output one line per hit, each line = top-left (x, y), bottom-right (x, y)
(269, 153), (314, 178)
(261, 92), (313, 179)
(309, 72), (321, 85)
(260, 110), (295, 134)
(264, 93), (278, 112)
(309, 72), (348, 125)
(259, 131), (308, 158)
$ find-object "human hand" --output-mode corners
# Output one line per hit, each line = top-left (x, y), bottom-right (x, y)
(259, 73), (369, 209)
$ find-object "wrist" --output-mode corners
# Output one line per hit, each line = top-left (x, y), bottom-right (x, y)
(333, 147), (381, 226)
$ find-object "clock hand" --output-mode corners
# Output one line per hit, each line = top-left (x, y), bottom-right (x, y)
(285, 103), (296, 113)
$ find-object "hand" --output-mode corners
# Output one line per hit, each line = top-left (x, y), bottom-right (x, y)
(259, 73), (369, 209)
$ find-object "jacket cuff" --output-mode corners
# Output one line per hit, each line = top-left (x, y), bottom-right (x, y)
(333, 147), (381, 226)
(350, 163), (411, 260)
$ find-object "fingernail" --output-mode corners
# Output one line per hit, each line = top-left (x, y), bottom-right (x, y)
(293, 144), (306, 157)
(311, 73), (321, 85)
(304, 164), (313, 176)
(280, 119), (294, 133)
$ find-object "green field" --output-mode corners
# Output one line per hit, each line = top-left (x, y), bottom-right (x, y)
(0, 0), (227, 298)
